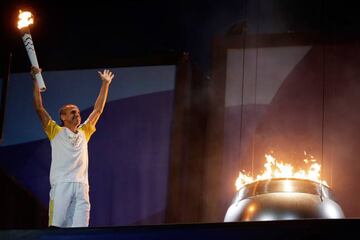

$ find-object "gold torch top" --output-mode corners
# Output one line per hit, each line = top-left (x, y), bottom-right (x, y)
(17, 10), (34, 30)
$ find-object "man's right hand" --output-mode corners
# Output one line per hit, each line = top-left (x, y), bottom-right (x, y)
(31, 66), (51, 128)
(31, 66), (42, 80)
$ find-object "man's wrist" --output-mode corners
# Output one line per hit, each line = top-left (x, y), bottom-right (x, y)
(102, 80), (111, 86)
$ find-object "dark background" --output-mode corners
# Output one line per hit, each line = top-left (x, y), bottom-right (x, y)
(1, 0), (358, 74)
(1, 0), (360, 228)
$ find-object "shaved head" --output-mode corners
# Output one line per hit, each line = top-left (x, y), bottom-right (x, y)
(59, 104), (80, 125)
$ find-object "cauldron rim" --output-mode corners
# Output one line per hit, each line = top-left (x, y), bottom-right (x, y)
(233, 178), (334, 203)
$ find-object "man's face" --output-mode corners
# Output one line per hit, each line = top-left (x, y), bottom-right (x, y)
(61, 105), (81, 127)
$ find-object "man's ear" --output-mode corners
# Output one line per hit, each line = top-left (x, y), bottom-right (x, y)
(60, 114), (65, 122)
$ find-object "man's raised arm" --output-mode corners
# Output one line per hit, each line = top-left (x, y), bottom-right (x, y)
(87, 69), (114, 126)
(31, 66), (51, 128)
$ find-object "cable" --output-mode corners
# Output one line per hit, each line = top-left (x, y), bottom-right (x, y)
(320, 0), (326, 201)
(251, 0), (261, 177)
(239, 0), (247, 172)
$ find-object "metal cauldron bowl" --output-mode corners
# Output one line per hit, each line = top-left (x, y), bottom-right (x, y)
(224, 178), (345, 222)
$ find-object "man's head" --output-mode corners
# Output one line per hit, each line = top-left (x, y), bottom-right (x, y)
(59, 104), (81, 128)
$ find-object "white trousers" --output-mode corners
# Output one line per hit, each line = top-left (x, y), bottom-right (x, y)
(49, 182), (90, 227)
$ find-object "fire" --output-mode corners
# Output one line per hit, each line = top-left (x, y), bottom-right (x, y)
(235, 153), (328, 190)
(17, 10), (34, 29)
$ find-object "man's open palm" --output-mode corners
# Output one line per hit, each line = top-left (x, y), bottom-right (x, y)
(98, 69), (114, 84)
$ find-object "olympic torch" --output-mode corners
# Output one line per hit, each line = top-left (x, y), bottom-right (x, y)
(17, 10), (46, 92)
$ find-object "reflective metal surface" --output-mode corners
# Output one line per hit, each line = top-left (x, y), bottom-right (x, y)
(224, 178), (345, 222)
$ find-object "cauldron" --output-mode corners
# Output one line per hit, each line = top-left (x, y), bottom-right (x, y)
(224, 178), (345, 221)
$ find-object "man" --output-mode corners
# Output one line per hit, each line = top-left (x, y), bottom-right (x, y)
(31, 66), (114, 227)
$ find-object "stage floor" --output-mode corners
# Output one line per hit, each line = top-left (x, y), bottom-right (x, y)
(0, 219), (359, 240)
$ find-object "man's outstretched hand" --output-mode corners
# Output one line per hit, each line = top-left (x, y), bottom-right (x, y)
(98, 69), (114, 84)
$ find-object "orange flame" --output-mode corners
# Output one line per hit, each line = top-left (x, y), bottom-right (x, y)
(235, 152), (328, 190)
(17, 10), (34, 29)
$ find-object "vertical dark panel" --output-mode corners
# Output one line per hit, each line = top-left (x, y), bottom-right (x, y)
(0, 52), (11, 143)
(200, 37), (228, 222)
(165, 52), (210, 223)
(165, 53), (192, 222)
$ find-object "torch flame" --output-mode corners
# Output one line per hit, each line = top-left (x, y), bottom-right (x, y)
(17, 10), (34, 29)
(235, 153), (328, 190)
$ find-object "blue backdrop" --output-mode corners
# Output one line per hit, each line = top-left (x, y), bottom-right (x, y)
(0, 65), (176, 226)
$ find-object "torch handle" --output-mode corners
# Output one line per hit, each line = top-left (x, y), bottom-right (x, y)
(22, 31), (47, 92)
(34, 72), (46, 92)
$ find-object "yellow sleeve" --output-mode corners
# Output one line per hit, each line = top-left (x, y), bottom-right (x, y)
(80, 120), (96, 141)
(44, 120), (62, 141)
